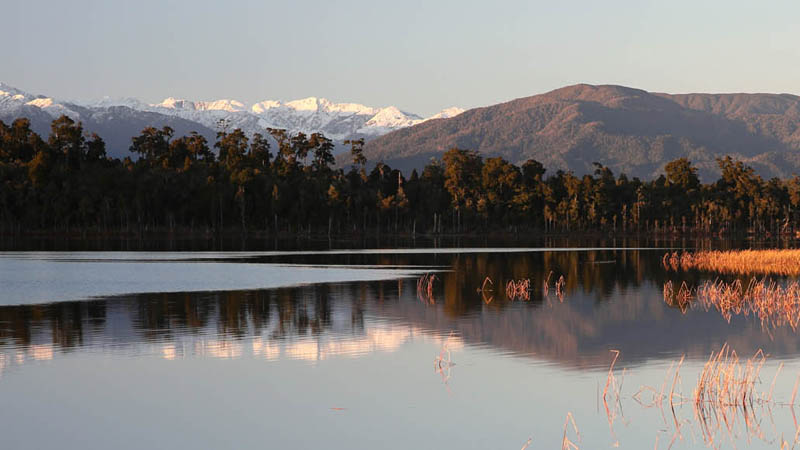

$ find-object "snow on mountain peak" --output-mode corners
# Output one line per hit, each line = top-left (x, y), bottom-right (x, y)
(251, 100), (283, 114)
(0, 81), (465, 144)
(86, 96), (147, 109)
(285, 97), (327, 112)
(153, 97), (247, 113)
(196, 99), (246, 112)
(281, 97), (377, 115)
(1, 92), (27, 103)
(365, 106), (422, 128)
(428, 107), (465, 120)
(26, 98), (55, 108)
(333, 103), (377, 115)
(0, 84), (34, 109)
(155, 97), (195, 110)
(0, 83), (28, 98)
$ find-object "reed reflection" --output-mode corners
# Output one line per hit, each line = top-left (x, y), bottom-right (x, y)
(1, 250), (798, 376)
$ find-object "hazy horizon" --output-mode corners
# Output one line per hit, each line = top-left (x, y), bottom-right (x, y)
(4, 0), (799, 116)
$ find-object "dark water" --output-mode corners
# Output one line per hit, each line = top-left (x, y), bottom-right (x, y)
(0, 248), (798, 449)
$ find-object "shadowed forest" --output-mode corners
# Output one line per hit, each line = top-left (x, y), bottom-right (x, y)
(2, 115), (800, 237)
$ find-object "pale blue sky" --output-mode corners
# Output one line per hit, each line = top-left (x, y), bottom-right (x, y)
(3, 0), (799, 115)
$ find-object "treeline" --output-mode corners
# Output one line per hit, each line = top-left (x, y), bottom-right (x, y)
(2, 115), (800, 237)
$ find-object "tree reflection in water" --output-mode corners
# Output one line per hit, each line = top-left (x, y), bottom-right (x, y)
(1, 249), (799, 374)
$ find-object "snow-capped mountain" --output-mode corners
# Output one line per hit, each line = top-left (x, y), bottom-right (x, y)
(81, 92), (463, 140)
(0, 83), (219, 158)
(0, 82), (83, 120)
(0, 82), (463, 158)
(428, 107), (465, 120)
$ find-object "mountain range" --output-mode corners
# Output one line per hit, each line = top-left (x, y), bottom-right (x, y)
(6, 82), (800, 180)
(364, 84), (800, 180)
(0, 82), (463, 159)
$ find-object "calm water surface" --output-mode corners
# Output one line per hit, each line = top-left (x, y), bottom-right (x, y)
(0, 248), (798, 449)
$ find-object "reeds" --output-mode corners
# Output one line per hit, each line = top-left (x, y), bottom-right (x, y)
(625, 345), (800, 449)
(664, 277), (800, 332)
(561, 412), (581, 450)
(479, 276), (494, 304)
(555, 276), (566, 302)
(630, 355), (692, 448)
(689, 345), (781, 448)
(518, 413), (580, 450)
(602, 350), (626, 447)
(544, 271), (553, 296)
(478, 273), (566, 302)
(506, 279), (531, 301)
(542, 272), (566, 302)
(692, 344), (764, 410)
(480, 276), (493, 293)
(434, 331), (456, 386)
(663, 249), (800, 277)
(662, 281), (693, 312)
(417, 273), (436, 304)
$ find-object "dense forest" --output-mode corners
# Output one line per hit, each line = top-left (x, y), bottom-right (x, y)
(1, 115), (799, 237)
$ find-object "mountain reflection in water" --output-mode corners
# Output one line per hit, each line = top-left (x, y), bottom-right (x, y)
(2, 248), (798, 377)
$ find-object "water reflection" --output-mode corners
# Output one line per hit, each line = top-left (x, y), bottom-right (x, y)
(0, 285), (464, 378)
(1, 249), (799, 375)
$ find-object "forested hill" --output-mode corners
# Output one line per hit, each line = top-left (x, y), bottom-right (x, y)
(363, 84), (800, 180)
(2, 114), (800, 238)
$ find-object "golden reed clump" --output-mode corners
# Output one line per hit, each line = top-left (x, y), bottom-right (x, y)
(620, 345), (793, 449)
(663, 277), (800, 332)
(663, 249), (800, 277)
(699, 278), (800, 331)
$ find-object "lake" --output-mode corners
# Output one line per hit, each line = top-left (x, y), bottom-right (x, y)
(0, 245), (798, 449)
